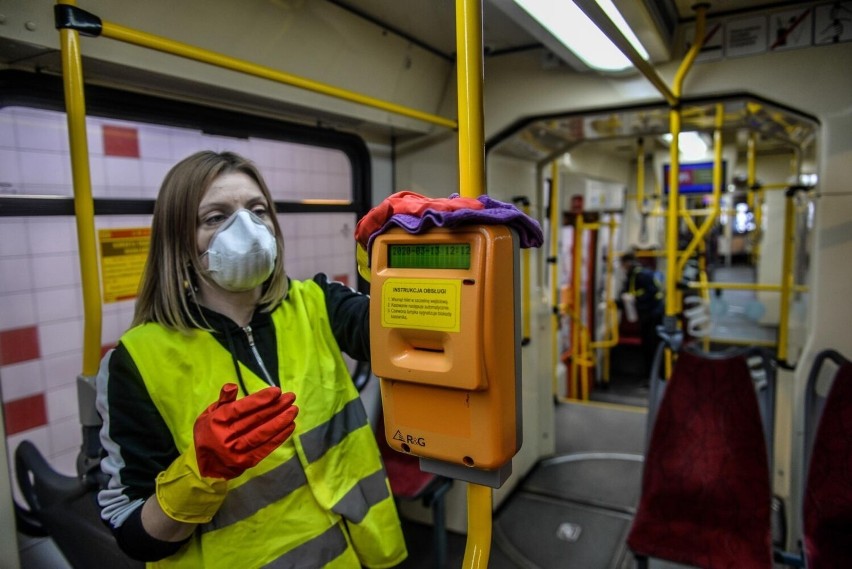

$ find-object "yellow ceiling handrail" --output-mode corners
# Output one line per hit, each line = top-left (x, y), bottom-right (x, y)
(56, 3), (458, 130)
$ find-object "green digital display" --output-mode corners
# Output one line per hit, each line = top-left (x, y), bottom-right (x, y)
(388, 243), (471, 269)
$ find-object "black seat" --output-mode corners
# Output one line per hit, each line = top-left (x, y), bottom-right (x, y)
(801, 349), (852, 569)
(627, 343), (777, 569)
(15, 440), (143, 568)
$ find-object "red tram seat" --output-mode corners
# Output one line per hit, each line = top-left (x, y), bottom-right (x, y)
(802, 349), (852, 569)
(626, 346), (776, 569)
(617, 318), (642, 346)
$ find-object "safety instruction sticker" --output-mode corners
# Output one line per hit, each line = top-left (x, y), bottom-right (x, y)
(381, 278), (461, 332)
(99, 227), (150, 303)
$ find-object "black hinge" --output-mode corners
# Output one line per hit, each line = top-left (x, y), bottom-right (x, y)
(54, 4), (103, 37)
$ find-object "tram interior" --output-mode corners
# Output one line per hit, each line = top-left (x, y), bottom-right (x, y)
(382, 97), (820, 568)
(2, 1), (850, 568)
(12, 96), (819, 569)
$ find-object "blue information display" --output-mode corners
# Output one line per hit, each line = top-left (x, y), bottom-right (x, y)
(663, 161), (725, 194)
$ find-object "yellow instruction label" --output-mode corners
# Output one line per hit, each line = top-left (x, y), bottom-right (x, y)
(381, 278), (461, 332)
(99, 227), (151, 303)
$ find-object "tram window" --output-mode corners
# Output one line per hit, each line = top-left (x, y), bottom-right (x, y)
(279, 211), (358, 286)
(0, 107), (352, 201)
(1, 103), (362, 477)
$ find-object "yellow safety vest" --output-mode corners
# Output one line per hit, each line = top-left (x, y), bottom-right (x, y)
(121, 279), (407, 569)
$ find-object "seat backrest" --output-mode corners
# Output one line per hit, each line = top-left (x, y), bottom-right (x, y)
(627, 347), (775, 569)
(645, 344), (776, 465)
(15, 440), (143, 569)
(803, 350), (852, 569)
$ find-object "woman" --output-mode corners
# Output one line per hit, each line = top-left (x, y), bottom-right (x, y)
(96, 150), (407, 568)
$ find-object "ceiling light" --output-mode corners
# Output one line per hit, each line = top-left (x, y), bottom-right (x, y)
(662, 132), (709, 161)
(494, 0), (649, 72)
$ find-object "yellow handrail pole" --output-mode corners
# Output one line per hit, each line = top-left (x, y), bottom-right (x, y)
(698, 258), (711, 351)
(757, 182), (800, 191)
(549, 161), (561, 398)
(97, 21), (457, 130)
(681, 196), (696, 232)
(463, 482), (491, 568)
(580, 325), (590, 401)
(777, 191), (796, 362)
(747, 132), (765, 263)
(664, 104), (681, 378)
(607, 216), (617, 354)
(714, 338), (778, 348)
(573, 0), (677, 106)
(58, 0), (101, 378)
(571, 214), (584, 399)
(665, 4), (707, 376)
(676, 102), (724, 276)
(747, 133), (757, 210)
(589, 303), (620, 350)
(672, 0), (707, 131)
(636, 138), (647, 212)
(456, 1), (492, 567)
(455, 0), (485, 200)
(688, 282), (784, 292)
(590, 216), (619, 368)
(515, 198), (533, 344)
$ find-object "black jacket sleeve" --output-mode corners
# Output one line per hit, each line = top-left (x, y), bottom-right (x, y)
(99, 344), (189, 560)
(312, 273), (370, 361)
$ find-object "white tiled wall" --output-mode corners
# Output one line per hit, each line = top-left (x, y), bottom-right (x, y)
(1, 106), (360, 490)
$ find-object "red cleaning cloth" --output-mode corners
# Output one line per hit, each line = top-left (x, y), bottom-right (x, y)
(355, 191), (484, 248)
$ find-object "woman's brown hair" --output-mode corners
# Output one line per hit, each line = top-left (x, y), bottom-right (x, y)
(132, 151), (288, 331)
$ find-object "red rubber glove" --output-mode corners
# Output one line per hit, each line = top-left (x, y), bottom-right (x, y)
(194, 383), (298, 479)
(156, 384), (298, 523)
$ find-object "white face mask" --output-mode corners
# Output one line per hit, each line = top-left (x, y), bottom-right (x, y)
(202, 209), (278, 292)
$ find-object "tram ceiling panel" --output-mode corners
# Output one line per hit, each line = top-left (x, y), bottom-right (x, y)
(486, 96), (819, 165)
(332, 1), (814, 65)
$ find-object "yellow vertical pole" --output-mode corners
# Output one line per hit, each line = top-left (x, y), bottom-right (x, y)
(580, 325), (590, 401)
(747, 132), (764, 263)
(550, 161), (561, 397)
(456, 1), (492, 567)
(665, 3), (706, 375)
(700, 103), (725, 351)
(514, 198), (533, 344)
(747, 133), (756, 208)
(778, 191), (796, 362)
(571, 214), (584, 399)
(456, 0), (484, 200)
(664, 105), (681, 378)
(636, 138), (646, 211)
(710, 103), (724, 235)
(603, 215), (616, 383)
(58, 0), (101, 377)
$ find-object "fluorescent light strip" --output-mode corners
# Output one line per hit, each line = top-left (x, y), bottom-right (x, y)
(513, 0), (649, 71)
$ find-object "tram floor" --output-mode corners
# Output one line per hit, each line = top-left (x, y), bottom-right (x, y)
(589, 344), (652, 408)
(396, 402), (704, 569)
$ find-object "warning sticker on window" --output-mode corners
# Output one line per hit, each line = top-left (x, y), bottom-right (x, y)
(381, 278), (461, 332)
(99, 227), (150, 303)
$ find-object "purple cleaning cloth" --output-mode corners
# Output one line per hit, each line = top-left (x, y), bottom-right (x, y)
(365, 193), (543, 260)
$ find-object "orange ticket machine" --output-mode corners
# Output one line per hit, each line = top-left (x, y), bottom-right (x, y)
(370, 225), (521, 488)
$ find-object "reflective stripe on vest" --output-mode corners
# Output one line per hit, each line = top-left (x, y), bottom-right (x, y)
(122, 279), (406, 568)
